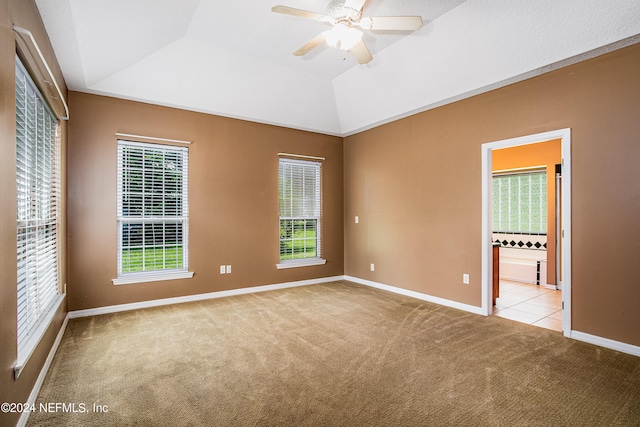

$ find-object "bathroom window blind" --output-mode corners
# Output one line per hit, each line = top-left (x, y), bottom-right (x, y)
(492, 171), (547, 233)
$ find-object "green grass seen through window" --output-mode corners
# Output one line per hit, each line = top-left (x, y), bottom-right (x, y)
(280, 229), (317, 260)
(121, 246), (183, 273)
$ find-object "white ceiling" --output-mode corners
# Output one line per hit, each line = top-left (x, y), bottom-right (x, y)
(36, 0), (640, 136)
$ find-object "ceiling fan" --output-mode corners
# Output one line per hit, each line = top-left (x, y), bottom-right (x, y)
(272, 0), (422, 64)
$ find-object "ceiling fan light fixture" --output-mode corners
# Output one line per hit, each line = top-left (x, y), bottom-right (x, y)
(322, 25), (362, 51)
(272, 2), (423, 63)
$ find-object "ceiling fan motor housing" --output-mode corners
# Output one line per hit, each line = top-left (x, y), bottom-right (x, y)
(327, 0), (362, 25)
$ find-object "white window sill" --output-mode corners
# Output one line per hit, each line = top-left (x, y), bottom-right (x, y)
(112, 271), (194, 285)
(15, 293), (66, 379)
(276, 259), (327, 269)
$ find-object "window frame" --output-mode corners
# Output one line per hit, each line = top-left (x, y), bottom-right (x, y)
(15, 55), (64, 376)
(277, 157), (326, 269)
(113, 140), (193, 285)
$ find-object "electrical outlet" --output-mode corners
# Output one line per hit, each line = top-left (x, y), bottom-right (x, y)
(220, 265), (226, 275)
(463, 274), (470, 284)
(370, 263), (375, 272)
(355, 216), (359, 223)
(226, 265), (232, 274)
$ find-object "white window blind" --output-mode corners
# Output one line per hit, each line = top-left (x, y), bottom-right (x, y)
(117, 141), (189, 279)
(278, 158), (323, 264)
(16, 56), (61, 354)
(493, 171), (547, 233)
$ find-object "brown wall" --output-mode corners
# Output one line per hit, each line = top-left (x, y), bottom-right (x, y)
(344, 43), (640, 347)
(492, 139), (562, 285)
(1, 5), (638, 422)
(0, 1), (68, 426)
(66, 92), (344, 311)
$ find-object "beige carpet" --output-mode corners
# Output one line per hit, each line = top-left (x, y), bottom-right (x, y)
(28, 281), (640, 426)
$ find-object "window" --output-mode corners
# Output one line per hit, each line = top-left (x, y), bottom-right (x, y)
(115, 140), (192, 284)
(16, 56), (62, 359)
(492, 171), (547, 233)
(278, 157), (326, 268)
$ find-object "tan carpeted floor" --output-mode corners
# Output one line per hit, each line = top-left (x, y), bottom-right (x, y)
(27, 281), (640, 426)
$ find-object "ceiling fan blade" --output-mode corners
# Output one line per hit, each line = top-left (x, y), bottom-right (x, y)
(271, 5), (325, 21)
(344, 0), (367, 12)
(293, 34), (325, 56)
(358, 16), (423, 31)
(349, 39), (373, 64)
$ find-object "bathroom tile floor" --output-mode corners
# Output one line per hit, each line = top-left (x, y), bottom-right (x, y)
(494, 280), (562, 332)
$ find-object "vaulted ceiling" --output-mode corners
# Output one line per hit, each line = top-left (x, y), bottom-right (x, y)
(36, 0), (640, 136)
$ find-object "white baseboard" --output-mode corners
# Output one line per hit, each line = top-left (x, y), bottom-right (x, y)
(570, 330), (640, 357)
(344, 275), (484, 315)
(18, 275), (639, 426)
(69, 276), (345, 319)
(18, 313), (70, 427)
(345, 275), (640, 357)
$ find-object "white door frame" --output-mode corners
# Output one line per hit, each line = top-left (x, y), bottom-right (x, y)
(481, 128), (572, 337)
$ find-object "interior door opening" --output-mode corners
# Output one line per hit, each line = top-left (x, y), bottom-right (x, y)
(481, 129), (572, 337)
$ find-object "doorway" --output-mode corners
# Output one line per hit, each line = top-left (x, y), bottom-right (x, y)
(481, 129), (572, 337)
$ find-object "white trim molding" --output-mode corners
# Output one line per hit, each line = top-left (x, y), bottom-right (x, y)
(72, 276), (344, 318)
(112, 271), (194, 286)
(14, 295), (66, 378)
(277, 153), (325, 161)
(345, 275), (640, 357)
(481, 128), (572, 338)
(13, 25), (69, 120)
(114, 132), (192, 146)
(344, 275), (484, 315)
(15, 276), (639, 427)
(17, 313), (70, 427)
(276, 259), (327, 269)
(570, 331), (640, 357)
